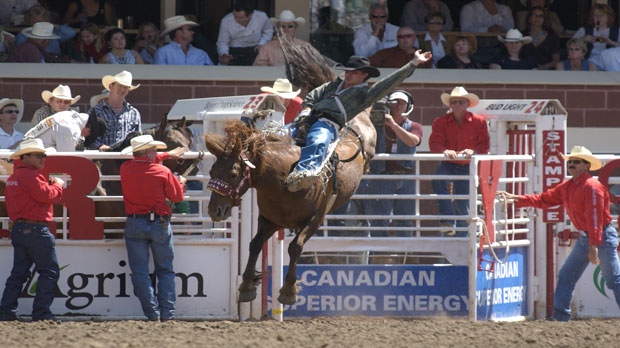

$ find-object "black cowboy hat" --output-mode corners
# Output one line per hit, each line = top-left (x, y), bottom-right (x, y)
(84, 112), (107, 148)
(335, 56), (380, 78)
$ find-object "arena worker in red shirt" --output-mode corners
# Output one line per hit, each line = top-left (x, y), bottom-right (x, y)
(260, 78), (302, 124)
(499, 146), (620, 321)
(0, 138), (64, 322)
(429, 86), (490, 236)
(120, 134), (187, 322)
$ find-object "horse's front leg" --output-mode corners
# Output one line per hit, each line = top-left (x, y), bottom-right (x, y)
(238, 215), (278, 302)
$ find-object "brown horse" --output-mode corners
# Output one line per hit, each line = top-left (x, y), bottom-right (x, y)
(206, 113), (376, 305)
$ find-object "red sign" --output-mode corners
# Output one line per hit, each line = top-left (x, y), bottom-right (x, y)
(542, 130), (565, 222)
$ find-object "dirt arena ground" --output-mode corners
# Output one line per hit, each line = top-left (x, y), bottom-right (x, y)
(2, 316), (620, 348)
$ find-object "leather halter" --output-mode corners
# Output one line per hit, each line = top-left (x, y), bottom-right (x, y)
(206, 152), (253, 207)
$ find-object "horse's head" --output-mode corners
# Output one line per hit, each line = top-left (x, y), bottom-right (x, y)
(205, 121), (256, 221)
(147, 116), (197, 175)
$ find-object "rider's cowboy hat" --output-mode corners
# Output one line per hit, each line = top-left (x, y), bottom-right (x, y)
(261, 78), (300, 99)
(21, 22), (60, 40)
(89, 89), (110, 108)
(121, 134), (167, 155)
(42, 85), (80, 105)
(497, 29), (533, 44)
(561, 145), (602, 171)
(160, 15), (198, 37)
(335, 56), (380, 78)
(11, 138), (55, 159)
(440, 86), (479, 107)
(0, 98), (24, 123)
(102, 70), (140, 91)
(270, 10), (305, 27)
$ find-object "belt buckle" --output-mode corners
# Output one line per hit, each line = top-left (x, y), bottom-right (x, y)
(149, 212), (155, 222)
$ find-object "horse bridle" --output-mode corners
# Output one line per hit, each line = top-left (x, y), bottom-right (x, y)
(206, 152), (254, 207)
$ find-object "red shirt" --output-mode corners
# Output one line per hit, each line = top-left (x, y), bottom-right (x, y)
(285, 96), (303, 124)
(120, 155), (185, 216)
(5, 163), (63, 222)
(429, 111), (490, 165)
(517, 173), (611, 246)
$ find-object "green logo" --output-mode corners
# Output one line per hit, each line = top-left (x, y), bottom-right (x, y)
(593, 266), (609, 299)
(27, 265), (69, 296)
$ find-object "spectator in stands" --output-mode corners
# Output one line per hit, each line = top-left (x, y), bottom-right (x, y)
(499, 146), (620, 322)
(133, 21), (163, 64)
(460, 0), (514, 33)
(418, 12), (448, 68)
(572, 3), (620, 63)
(6, 22), (65, 63)
(0, 31), (16, 59)
(31, 84), (80, 127)
(366, 90), (422, 237)
(260, 78), (302, 124)
(555, 38), (598, 71)
(217, 0), (273, 66)
(310, 0), (345, 30)
(63, 0), (116, 27)
(16, 5), (76, 58)
(69, 22), (106, 63)
(25, 110), (106, 152)
(401, 0), (454, 32)
(437, 34), (482, 69)
(591, 45), (620, 71)
(309, 5), (354, 64)
(516, 0), (564, 35)
(429, 86), (489, 236)
(99, 27), (144, 64)
(369, 26), (419, 68)
(0, 0), (38, 27)
(253, 10), (308, 66)
(353, 2), (399, 58)
(154, 15), (214, 66)
(0, 98), (25, 149)
(522, 7), (561, 70)
(88, 70), (141, 151)
(489, 29), (538, 70)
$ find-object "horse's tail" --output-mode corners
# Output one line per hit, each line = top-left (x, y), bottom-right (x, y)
(279, 34), (335, 93)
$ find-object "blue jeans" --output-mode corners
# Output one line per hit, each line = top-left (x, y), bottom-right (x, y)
(0, 222), (59, 321)
(431, 162), (470, 235)
(366, 177), (415, 237)
(125, 217), (176, 320)
(292, 119), (338, 173)
(552, 225), (620, 321)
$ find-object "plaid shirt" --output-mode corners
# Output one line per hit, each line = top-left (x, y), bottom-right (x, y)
(88, 100), (141, 149)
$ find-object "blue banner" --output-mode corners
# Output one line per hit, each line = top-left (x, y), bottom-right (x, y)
(269, 265), (468, 317)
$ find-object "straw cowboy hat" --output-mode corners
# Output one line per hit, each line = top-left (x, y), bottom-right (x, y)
(89, 89), (110, 108)
(0, 98), (24, 124)
(102, 70), (140, 91)
(11, 138), (55, 159)
(121, 134), (167, 155)
(497, 29), (533, 44)
(160, 15), (198, 37)
(561, 145), (602, 171)
(261, 78), (300, 99)
(440, 86), (479, 107)
(270, 10), (306, 26)
(41, 85), (80, 105)
(21, 22), (60, 40)
(335, 56), (380, 78)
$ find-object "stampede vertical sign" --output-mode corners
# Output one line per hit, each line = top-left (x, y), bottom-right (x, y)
(542, 130), (565, 222)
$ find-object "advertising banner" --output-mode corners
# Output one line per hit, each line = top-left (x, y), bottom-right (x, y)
(574, 262), (620, 318)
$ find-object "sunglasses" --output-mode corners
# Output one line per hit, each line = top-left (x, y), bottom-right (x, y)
(428, 21), (444, 25)
(2, 109), (19, 114)
(397, 33), (415, 39)
(29, 153), (47, 159)
(280, 25), (295, 29)
(371, 15), (387, 19)
(567, 159), (586, 165)
(54, 99), (72, 104)
(530, 14), (544, 18)
(450, 100), (468, 105)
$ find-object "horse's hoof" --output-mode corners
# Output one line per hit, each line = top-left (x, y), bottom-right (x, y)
(277, 293), (297, 306)
(238, 289), (257, 302)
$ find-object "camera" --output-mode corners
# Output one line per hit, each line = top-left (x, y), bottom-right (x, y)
(370, 97), (396, 126)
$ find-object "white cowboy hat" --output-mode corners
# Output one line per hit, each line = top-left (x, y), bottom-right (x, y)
(41, 85), (80, 105)
(561, 145), (602, 171)
(11, 138), (55, 159)
(121, 134), (167, 155)
(160, 15), (199, 37)
(89, 89), (110, 108)
(497, 29), (533, 44)
(440, 86), (479, 108)
(102, 70), (140, 91)
(21, 22), (60, 40)
(260, 78), (301, 99)
(270, 10), (306, 26)
(0, 98), (24, 124)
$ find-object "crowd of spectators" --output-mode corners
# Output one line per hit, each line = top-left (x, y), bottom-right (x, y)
(0, 0), (618, 71)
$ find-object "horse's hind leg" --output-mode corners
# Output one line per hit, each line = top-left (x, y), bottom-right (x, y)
(238, 215), (278, 302)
